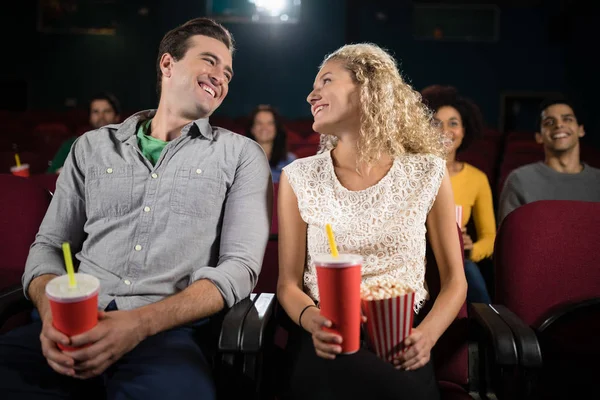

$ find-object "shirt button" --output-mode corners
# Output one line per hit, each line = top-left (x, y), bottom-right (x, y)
(196, 169), (202, 174)
(106, 168), (113, 174)
(134, 244), (142, 251)
(143, 206), (151, 212)
(124, 279), (131, 285)
(151, 173), (158, 179)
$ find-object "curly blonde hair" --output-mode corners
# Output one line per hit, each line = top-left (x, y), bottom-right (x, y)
(317, 43), (446, 164)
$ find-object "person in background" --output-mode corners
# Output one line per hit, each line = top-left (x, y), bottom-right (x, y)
(246, 104), (296, 183)
(421, 85), (495, 304)
(48, 92), (121, 174)
(499, 96), (600, 223)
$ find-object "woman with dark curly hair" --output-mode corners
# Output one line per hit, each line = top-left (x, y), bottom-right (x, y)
(246, 104), (296, 183)
(421, 85), (495, 304)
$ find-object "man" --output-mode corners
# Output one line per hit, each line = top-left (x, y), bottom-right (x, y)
(499, 97), (600, 223)
(0, 18), (272, 400)
(48, 92), (121, 174)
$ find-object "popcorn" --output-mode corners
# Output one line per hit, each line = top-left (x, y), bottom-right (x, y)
(361, 280), (415, 362)
(360, 280), (411, 301)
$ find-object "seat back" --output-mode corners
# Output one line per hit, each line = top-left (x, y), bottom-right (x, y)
(422, 225), (468, 388)
(0, 174), (51, 290)
(494, 200), (600, 327)
(31, 173), (59, 195)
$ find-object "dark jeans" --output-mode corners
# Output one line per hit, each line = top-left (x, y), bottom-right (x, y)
(0, 301), (216, 400)
(464, 259), (492, 304)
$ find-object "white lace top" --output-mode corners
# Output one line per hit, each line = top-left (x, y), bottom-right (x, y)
(283, 150), (446, 312)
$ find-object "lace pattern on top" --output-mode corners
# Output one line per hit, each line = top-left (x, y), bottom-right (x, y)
(283, 150), (445, 313)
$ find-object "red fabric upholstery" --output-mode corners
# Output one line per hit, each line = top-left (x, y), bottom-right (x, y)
(0, 151), (48, 175)
(0, 174), (51, 290)
(459, 136), (502, 188)
(270, 183), (279, 235)
(30, 173), (59, 195)
(284, 119), (314, 136)
(285, 130), (305, 146)
(423, 225), (469, 388)
(209, 117), (244, 134)
(31, 123), (73, 164)
(291, 145), (319, 159)
(437, 381), (474, 400)
(255, 240), (278, 294)
(506, 131), (536, 143)
(495, 200), (600, 326)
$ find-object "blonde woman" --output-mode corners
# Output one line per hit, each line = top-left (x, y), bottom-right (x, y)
(277, 43), (467, 399)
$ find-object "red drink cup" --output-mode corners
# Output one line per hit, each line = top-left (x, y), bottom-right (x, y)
(10, 164), (30, 178)
(314, 254), (362, 354)
(45, 273), (100, 351)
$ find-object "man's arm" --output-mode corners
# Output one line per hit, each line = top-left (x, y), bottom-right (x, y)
(24, 138), (89, 378)
(24, 137), (87, 302)
(135, 280), (223, 337)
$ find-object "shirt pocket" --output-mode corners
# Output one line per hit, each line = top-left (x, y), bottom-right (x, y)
(170, 167), (224, 217)
(86, 165), (134, 219)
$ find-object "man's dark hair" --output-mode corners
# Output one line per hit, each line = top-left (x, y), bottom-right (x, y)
(89, 92), (121, 115)
(421, 85), (484, 153)
(156, 17), (235, 98)
(537, 96), (582, 130)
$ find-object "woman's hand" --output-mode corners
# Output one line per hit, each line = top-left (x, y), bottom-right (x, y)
(461, 227), (473, 250)
(301, 307), (344, 360)
(392, 327), (435, 371)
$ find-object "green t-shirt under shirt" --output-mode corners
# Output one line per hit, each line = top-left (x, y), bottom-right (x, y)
(136, 119), (167, 166)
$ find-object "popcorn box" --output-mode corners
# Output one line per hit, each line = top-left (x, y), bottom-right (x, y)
(455, 205), (463, 227)
(361, 282), (415, 362)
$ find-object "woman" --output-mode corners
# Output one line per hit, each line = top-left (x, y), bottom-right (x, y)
(421, 85), (495, 304)
(277, 44), (467, 399)
(246, 104), (296, 183)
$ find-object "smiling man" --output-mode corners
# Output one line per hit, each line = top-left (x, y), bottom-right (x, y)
(499, 97), (600, 223)
(0, 18), (272, 400)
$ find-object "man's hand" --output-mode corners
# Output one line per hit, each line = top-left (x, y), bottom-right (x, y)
(65, 309), (147, 379)
(40, 315), (76, 377)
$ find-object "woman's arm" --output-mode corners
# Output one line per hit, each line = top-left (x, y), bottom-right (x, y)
(276, 171), (313, 323)
(395, 170), (467, 370)
(276, 171), (344, 359)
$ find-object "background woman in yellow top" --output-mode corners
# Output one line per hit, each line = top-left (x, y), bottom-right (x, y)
(422, 85), (496, 303)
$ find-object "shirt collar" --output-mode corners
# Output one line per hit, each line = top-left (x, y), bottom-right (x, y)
(114, 109), (214, 142)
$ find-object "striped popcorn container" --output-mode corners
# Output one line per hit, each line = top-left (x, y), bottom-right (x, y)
(455, 205), (463, 227)
(361, 284), (415, 362)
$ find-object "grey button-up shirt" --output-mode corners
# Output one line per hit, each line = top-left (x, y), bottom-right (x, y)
(23, 110), (272, 310)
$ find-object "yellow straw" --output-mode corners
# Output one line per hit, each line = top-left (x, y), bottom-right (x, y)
(62, 242), (77, 288)
(325, 224), (339, 258)
(14, 153), (21, 167)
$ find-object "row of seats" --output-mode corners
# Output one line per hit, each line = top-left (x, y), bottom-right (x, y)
(1, 173), (598, 398)
(3, 109), (600, 194)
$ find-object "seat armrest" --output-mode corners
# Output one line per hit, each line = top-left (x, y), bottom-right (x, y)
(538, 297), (600, 332)
(470, 303), (519, 365)
(0, 285), (31, 328)
(240, 293), (276, 353)
(218, 294), (258, 353)
(493, 305), (543, 368)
